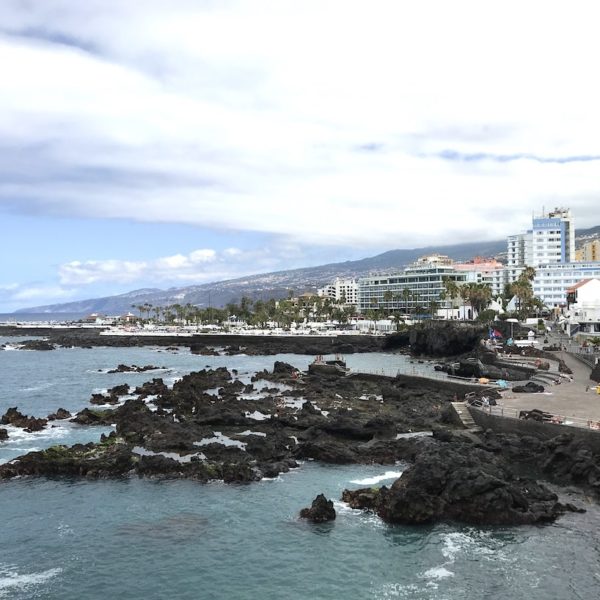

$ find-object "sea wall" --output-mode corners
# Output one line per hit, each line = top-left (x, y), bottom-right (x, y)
(468, 406), (600, 452)
(349, 372), (496, 397)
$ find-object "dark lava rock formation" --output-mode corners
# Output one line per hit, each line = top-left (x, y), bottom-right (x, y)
(19, 339), (56, 351)
(0, 326), (383, 356)
(342, 431), (589, 526)
(300, 494), (336, 523)
(513, 382), (545, 393)
(107, 364), (163, 373)
(47, 408), (72, 421)
(1, 360), (597, 527)
(1, 407), (47, 432)
(384, 322), (486, 357)
(0, 363), (473, 484)
(0, 428), (8, 441)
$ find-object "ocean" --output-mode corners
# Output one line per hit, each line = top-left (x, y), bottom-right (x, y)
(0, 313), (87, 324)
(1, 338), (599, 599)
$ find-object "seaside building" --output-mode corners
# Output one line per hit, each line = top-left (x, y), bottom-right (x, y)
(533, 263), (600, 308)
(357, 257), (466, 314)
(575, 240), (600, 262)
(413, 253), (453, 267)
(505, 207), (600, 308)
(508, 207), (576, 269)
(454, 257), (507, 296)
(317, 278), (358, 306)
(563, 278), (600, 337)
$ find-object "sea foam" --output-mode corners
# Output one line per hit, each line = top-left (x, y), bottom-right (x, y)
(0, 566), (62, 598)
(350, 471), (403, 485)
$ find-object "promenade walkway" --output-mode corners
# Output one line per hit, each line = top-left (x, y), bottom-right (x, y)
(496, 349), (600, 422)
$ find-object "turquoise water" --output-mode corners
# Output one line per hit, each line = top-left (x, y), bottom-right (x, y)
(1, 341), (600, 599)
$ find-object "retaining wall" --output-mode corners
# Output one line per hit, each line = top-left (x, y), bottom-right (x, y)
(468, 406), (600, 453)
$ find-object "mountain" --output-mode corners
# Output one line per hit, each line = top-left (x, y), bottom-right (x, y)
(15, 227), (600, 315)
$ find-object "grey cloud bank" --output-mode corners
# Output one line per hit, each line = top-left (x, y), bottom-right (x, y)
(0, 0), (599, 309)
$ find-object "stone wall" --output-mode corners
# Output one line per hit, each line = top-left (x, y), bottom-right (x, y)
(468, 406), (600, 453)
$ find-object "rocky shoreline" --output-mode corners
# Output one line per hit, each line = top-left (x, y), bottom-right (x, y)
(2, 321), (598, 527)
(0, 326), (384, 355)
(1, 356), (598, 526)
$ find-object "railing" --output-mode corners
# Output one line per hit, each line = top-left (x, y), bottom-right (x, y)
(472, 403), (600, 431)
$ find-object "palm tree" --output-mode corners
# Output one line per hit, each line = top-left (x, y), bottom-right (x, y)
(152, 306), (162, 323)
(428, 299), (440, 320)
(401, 288), (412, 317)
(467, 283), (492, 316)
(383, 290), (394, 312)
(443, 277), (460, 320)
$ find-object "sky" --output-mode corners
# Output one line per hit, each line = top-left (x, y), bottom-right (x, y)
(1, 0), (599, 312)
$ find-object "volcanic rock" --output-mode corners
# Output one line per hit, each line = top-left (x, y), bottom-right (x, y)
(513, 382), (545, 393)
(108, 364), (163, 373)
(1, 407), (47, 431)
(299, 494), (336, 522)
(47, 408), (72, 421)
(342, 438), (574, 525)
(18, 339), (55, 351)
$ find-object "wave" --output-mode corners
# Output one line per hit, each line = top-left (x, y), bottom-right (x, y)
(19, 383), (55, 392)
(422, 566), (454, 580)
(350, 471), (403, 485)
(0, 566), (62, 598)
(1, 424), (71, 443)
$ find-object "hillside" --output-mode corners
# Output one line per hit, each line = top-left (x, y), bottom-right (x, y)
(16, 227), (600, 315)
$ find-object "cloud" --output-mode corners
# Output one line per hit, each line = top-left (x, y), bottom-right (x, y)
(0, 282), (75, 306)
(436, 150), (600, 164)
(57, 246), (290, 286)
(0, 0), (598, 251)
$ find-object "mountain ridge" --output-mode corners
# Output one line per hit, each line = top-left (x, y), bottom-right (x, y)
(15, 226), (600, 314)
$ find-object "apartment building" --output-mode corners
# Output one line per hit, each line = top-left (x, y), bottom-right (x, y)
(357, 261), (465, 314)
(317, 277), (358, 305)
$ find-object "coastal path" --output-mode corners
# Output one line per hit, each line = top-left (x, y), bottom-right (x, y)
(494, 351), (600, 425)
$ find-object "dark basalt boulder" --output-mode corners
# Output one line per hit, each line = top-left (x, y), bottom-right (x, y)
(294, 438), (358, 464)
(170, 368), (232, 397)
(513, 382), (545, 393)
(409, 322), (486, 357)
(19, 339), (55, 351)
(382, 331), (410, 350)
(109, 384), (130, 396)
(273, 361), (296, 375)
(342, 441), (576, 525)
(71, 408), (115, 425)
(134, 378), (169, 398)
(299, 494), (336, 523)
(90, 393), (118, 405)
(0, 428), (8, 441)
(190, 344), (219, 356)
(0, 442), (136, 479)
(47, 408), (72, 421)
(108, 364), (163, 373)
(1, 407), (47, 432)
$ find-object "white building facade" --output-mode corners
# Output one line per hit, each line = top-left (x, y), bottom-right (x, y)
(317, 278), (358, 306)
(357, 264), (466, 314)
(533, 263), (600, 308)
(507, 207), (576, 269)
(564, 278), (600, 337)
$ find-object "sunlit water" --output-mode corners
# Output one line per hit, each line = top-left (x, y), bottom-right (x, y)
(1, 339), (599, 599)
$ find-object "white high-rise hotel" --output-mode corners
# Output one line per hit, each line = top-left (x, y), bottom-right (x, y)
(508, 208), (600, 308)
(507, 208), (575, 270)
